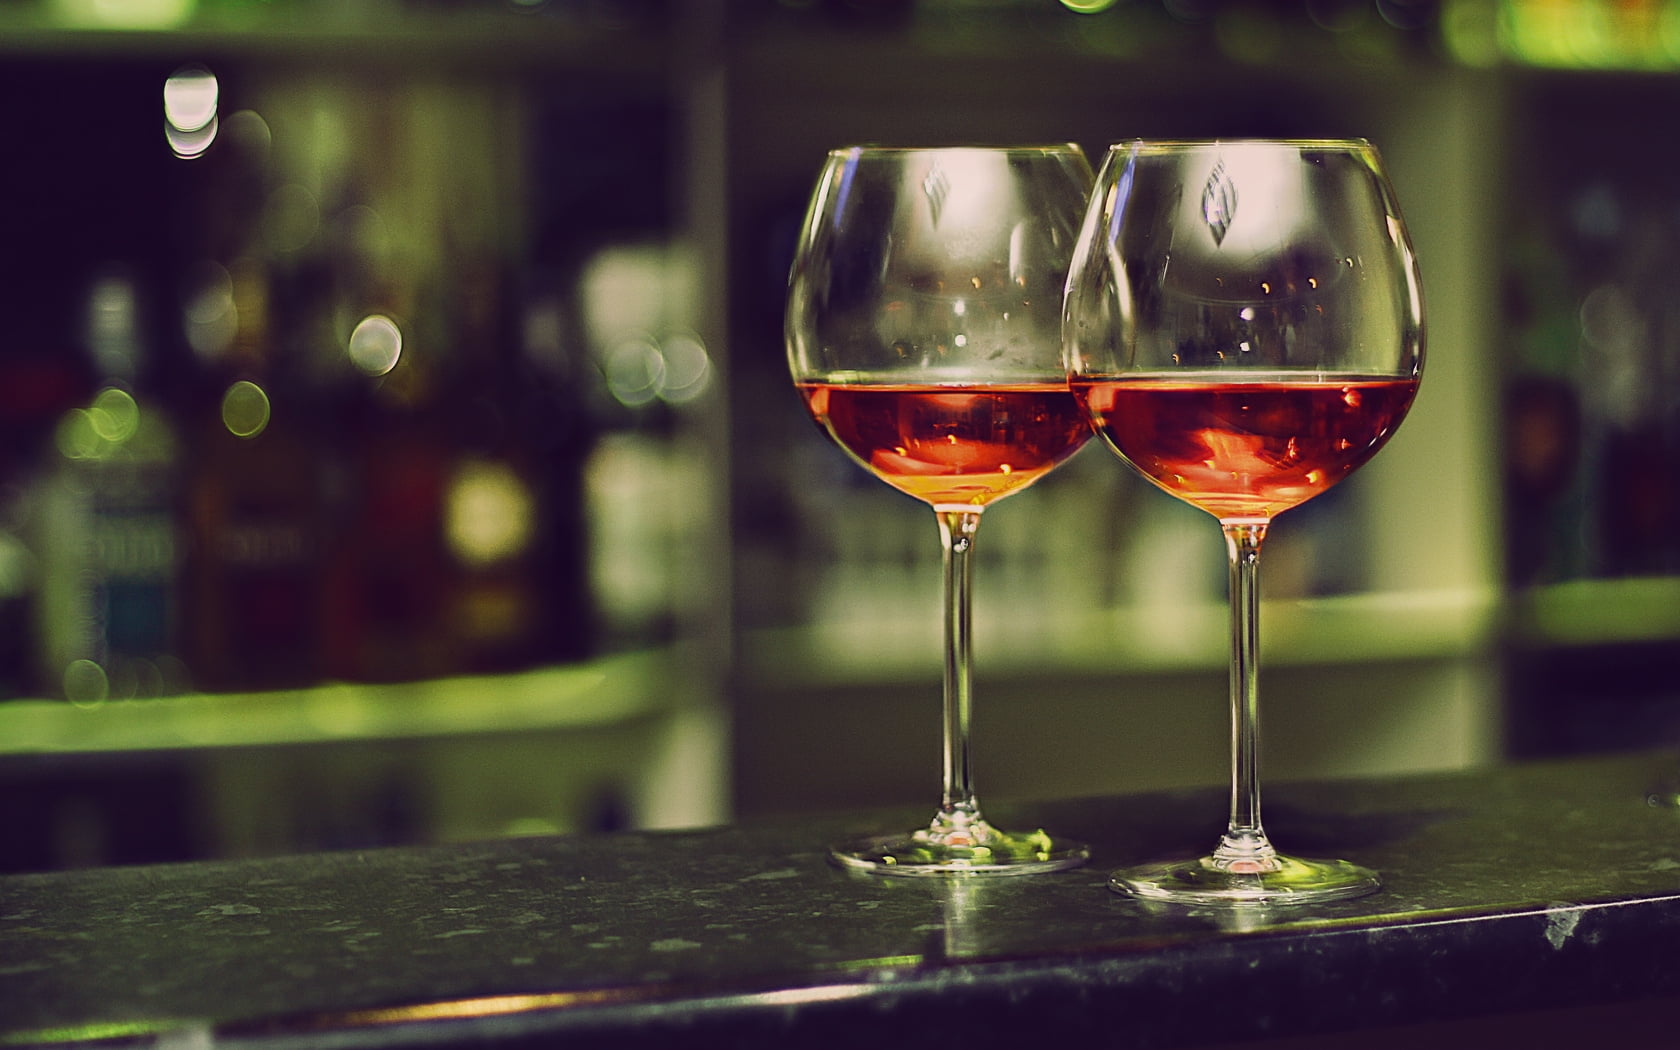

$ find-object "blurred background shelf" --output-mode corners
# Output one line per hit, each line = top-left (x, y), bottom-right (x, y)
(0, 648), (681, 755)
(0, 1), (677, 70)
(0, 0), (1676, 873)
(0, 647), (726, 872)
(1507, 575), (1680, 648)
(745, 587), (1502, 686)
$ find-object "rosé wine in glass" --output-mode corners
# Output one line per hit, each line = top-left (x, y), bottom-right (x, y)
(796, 382), (1090, 510)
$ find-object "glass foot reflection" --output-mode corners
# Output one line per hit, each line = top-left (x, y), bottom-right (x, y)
(831, 814), (1088, 877)
(1110, 853), (1380, 907)
(1645, 764), (1680, 807)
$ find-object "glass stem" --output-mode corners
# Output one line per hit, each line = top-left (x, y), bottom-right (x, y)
(936, 509), (984, 836)
(1215, 520), (1277, 871)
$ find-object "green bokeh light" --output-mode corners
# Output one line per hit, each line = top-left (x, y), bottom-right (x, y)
(221, 380), (271, 439)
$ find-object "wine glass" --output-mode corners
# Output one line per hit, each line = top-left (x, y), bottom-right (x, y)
(1063, 139), (1425, 904)
(786, 144), (1095, 876)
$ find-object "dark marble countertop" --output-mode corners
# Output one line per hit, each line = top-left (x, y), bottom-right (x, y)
(6, 750), (1680, 1048)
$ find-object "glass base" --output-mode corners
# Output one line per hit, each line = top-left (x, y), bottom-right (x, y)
(830, 819), (1089, 877)
(1110, 852), (1380, 906)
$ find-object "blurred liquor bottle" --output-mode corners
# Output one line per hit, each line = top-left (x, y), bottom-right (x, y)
(31, 270), (185, 702)
(434, 258), (587, 673)
(177, 307), (332, 692)
(0, 350), (87, 700)
(318, 258), (595, 680)
(1503, 153), (1680, 586)
(321, 361), (456, 684)
(1571, 186), (1680, 579)
(1501, 223), (1589, 588)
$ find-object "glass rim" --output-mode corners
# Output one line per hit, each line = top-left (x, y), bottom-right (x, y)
(1105, 137), (1376, 153)
(827, 143), (1084, 158)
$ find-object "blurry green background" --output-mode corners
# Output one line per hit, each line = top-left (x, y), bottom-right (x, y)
(1, 0), (1677, 873)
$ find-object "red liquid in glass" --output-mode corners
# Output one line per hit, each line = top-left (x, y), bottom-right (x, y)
(1073, 375), (1418, 522)
(798, 383), (1090, 509)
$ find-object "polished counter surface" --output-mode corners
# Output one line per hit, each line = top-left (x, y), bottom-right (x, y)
(5, 751), (1680, 1048)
